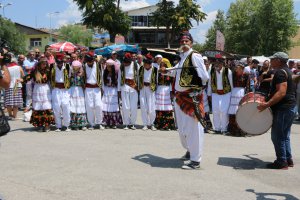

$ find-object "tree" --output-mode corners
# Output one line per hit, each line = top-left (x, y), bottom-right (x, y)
(255, 0), (298, 55)
(151, 0), (175, 48)
(203, 10), (226, 50)
(73, 0), (131, 42)
(225, 0), (298, 56)
(225, 0), (260, 55)
(151, 0), (176, 48)
(173, 0), (207, 32)
(59, 24), (93, 46)
(0, 17), (26, 54)
(193, 43), (205, 52)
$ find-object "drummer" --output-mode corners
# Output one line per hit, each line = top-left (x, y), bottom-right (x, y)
(257, 52), (296, 170)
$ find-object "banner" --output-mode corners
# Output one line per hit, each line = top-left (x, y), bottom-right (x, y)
(216, 30), (225, 51)
(115, 34), (125, 44)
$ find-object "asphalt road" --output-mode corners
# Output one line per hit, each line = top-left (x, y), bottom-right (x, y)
(0, 113), (299, 200)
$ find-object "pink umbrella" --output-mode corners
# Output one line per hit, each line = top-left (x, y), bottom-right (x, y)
(50, 42), (77, 53)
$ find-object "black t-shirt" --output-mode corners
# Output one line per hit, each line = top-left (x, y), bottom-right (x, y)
(270, 66), (296, 111)
(258, 70), (274, 95)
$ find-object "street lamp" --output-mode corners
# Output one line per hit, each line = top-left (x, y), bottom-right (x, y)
(0, 3), (12, 18)
(48, 11), (60, 44)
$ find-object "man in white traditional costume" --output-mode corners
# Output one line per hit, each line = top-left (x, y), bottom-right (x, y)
(50, 53), (71, 132)
(207, 55), (233, 134)
(84, 52), (104, 130)
(138, 53), (157, 131)
(118, 53), (139, 130)
(160, 31), (209, 169)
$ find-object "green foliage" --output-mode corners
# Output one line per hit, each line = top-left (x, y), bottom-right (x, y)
(73, 0), (131, 42)
(0, 17), (26, 54)
(59, 24), (93, 46)
(193, 43), (205, 52)
(173, 0), (207, 32)
(203, 10), (226, 50)
(224, 0), (298, 56)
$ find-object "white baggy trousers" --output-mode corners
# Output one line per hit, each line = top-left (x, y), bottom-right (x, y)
(140, 87), (156, 126)
(52, 88), (71, 128)
(174, 101), (204, 163)
(85, 87), (103, 127)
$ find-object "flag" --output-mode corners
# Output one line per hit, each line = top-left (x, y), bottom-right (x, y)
(216, 30), (225, 51)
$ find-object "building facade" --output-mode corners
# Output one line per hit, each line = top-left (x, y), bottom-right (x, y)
(15, 23), (63, 52)
(126, 5), (177, 49)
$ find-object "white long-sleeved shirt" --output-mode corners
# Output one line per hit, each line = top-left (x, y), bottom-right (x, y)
(118, 62), (140, 92)
(167, 48), (209, 92)
(207, 67), (233, 96)
(85, 62), (97, 85)
(55, 65), (65, 83)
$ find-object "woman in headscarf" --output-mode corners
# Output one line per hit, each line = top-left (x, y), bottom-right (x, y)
(154, 58), (176, 130)
(102, 59), (123, 128)
(69, 60), (88, 130)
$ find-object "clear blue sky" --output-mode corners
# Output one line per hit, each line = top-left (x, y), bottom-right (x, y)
(2, 0), (300, 43)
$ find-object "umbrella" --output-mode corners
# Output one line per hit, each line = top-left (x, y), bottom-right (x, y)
(94, 44), (139, 57)
(50, 42), (78, 53)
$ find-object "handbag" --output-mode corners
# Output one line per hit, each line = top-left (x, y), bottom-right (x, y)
(0, 104), (10, 137)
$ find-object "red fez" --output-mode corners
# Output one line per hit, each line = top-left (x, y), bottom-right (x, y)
(85, 51), (94, 62)
(144, 53), (153, 64)
(56, 53), (64, 61)
(123, 52), (132, 63)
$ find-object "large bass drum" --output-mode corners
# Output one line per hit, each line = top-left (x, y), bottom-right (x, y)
(236, 92), (273, 136)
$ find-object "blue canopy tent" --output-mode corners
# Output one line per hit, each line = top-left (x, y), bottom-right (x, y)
(94, 44), (139, 58)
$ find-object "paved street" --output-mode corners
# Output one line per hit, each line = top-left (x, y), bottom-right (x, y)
(0, 112), (300, 200)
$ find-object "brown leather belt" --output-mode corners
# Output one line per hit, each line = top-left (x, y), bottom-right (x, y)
(55, 83), (65, 89)
(86, 83), (99, 88)
(143, 82), (150, 87)
(217, 90), (225, 95)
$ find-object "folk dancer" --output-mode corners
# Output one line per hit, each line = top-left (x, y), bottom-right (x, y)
(228, 64), (249, 136)
(84, 52), (104, 130)
(138, 54), (157, 131)
(207, 55), (233, 134)
(29, 58), (55, 132)
(69, 60), (88, 130)
(154, 58), (176, 130)
(50, 54), (71, 132)
(160, 32), (209, 169)
(118, 53), (139, 130)
(102, 59), (123, 128)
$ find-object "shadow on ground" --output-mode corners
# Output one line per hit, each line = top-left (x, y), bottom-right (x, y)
(246, 189), (299, 200)
(132, 154), (182, 168)
(217, 154), (270, 170)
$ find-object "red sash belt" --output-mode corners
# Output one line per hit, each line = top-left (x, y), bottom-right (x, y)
(216, 90), (225, 95)
(55, 83), (65, 89)
(175, 89), (205, 121)
(125, 79), (138, 90)
(85, 83), (99, 88)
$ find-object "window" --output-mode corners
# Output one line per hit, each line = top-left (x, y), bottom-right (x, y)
(131, 15), (149, 27)
(30, 38), (42, 47)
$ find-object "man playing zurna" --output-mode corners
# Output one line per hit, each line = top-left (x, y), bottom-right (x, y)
(160, 31), (209, 169)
